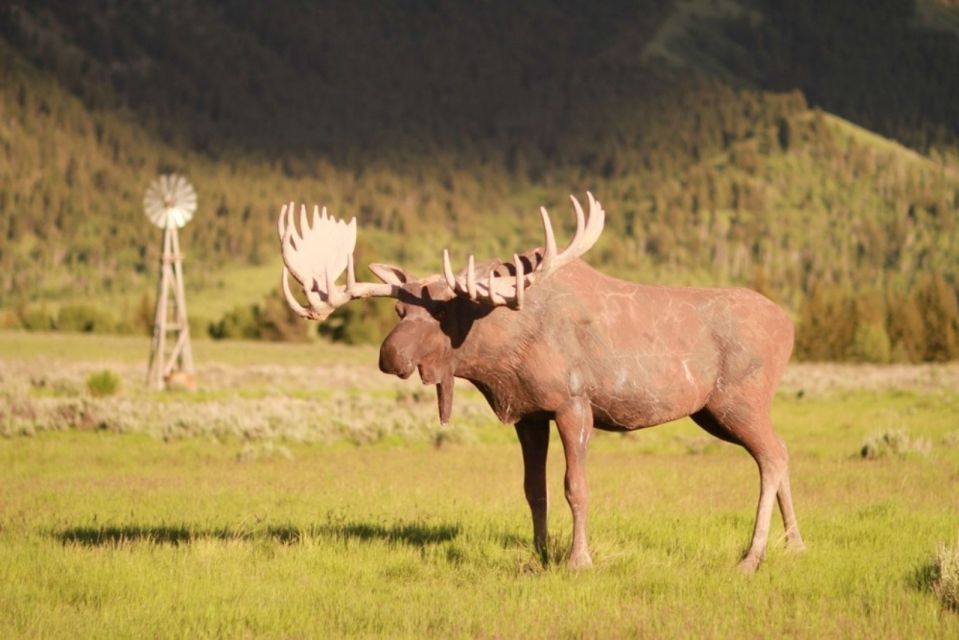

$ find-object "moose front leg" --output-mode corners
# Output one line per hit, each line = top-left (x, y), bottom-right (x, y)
(515, 416), (550, 558)
(555, 398), (594, 569)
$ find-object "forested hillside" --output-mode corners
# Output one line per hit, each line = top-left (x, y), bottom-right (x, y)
(1, 0), (958, 361)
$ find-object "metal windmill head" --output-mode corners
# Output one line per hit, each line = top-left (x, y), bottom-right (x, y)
(143, 174), (197, 229)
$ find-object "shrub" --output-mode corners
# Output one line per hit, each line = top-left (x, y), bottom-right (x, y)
(135, 292), (155, 335)
(431, 425), (475, 449)
(911, 273), (959, 362)
(208, 288), (310, 342)
(17, 305), (56, 331)
(795, 283), (857, 361)
(0, 309), (20, 329)
(208, 305), (260, 340)
(318, 298), (395, 345)
(57, 304), (115, 333)
(932, 540), (959, 612)
(256, 293), (311, 342)
(847, 322), (891, 363)
(86, 370), (120, 397)
(859, 429), (931, 459)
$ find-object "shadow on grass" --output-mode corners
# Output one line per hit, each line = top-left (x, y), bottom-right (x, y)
(909, 558), (959, 613)
(325, 521), (460, 546)
(909, 560), (938, 594)
(498, 531), (572, 572)
(57, 525), (201, 546)
(55, 520), (460, 548)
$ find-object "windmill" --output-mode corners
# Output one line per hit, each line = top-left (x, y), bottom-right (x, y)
(144, 174), (197, 391)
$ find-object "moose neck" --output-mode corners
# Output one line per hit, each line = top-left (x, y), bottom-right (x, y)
(446, 292), (548, 423)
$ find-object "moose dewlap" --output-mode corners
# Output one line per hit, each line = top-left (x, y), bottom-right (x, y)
(277, 192), (804, 572)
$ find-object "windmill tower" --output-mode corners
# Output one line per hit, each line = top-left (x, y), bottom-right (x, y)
(144, 174), (197, 391)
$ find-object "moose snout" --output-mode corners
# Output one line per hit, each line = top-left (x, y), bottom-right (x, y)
(379, 340), (415, 379)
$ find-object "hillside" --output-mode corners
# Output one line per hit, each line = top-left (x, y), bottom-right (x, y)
(1, 0), (958, 361)
(643, 0), (959, 152)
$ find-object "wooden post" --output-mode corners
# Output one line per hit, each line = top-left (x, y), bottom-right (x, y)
(146, 225), (195, 390)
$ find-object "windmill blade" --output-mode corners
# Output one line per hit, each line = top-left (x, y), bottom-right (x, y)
(143, 173), (197, 229)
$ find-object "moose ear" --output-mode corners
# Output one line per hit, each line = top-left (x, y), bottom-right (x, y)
(369, 263), (412, 286)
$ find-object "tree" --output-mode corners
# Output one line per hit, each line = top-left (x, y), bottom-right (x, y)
(912, 274), (959, 362)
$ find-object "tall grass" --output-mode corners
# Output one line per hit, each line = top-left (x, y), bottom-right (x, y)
(86, 370), (120, 397)
(1, 332), (958, 637)
(1, 429), (957, 638)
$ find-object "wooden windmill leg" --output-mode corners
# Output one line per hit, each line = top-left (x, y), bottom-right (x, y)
(169, 227), (194, 375)
(148, 227), (173, 390)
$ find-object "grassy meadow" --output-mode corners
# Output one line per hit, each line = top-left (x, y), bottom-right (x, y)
(1, 331), (959, 638)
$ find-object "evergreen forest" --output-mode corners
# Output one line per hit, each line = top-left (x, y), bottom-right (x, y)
(1, 0), (958, 361)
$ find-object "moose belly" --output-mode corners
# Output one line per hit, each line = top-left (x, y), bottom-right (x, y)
(588, 355), (716, 430)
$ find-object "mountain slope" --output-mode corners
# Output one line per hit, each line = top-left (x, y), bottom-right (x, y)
(638, 0), (959, 152)
(1, 0), (957, 360)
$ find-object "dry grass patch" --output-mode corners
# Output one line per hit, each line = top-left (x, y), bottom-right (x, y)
(782, 362), (959, 396)
(933, 540), (959, 612)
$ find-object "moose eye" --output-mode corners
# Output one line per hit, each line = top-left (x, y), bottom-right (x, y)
(433, 306), (447, 322)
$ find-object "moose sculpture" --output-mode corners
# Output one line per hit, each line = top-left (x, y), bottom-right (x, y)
(277, 193), (804, 572)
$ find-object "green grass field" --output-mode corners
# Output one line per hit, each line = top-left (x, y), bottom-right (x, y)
(2, 332), (958, 638)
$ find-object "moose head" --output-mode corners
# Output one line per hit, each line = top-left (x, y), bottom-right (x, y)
(278, 193), (604, 427)
(277, 193), (804, 573)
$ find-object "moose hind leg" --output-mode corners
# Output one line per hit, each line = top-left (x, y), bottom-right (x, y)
(691, 408), (743, 446)
(692, 407), (803, 550)
(775, 446), (805, 552)
(515, 417), (550, 557)
(554, 398), (594, 570)
(739, 439), (788, 574)
(698, 404), (793, 573)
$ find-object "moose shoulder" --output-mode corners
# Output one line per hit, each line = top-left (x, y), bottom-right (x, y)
(277, 193), (804, 573)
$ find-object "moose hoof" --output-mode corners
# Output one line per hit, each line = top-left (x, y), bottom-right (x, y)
(533, 535), (548, 553)
(568, 552), (593, 571)
(737, 555), (761, 575)
(786, 540), (808, 554)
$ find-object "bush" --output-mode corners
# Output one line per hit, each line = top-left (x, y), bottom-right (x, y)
(912, 274), (959, 362)
(932, 540), (959, 612)
(318, 298), (395, 345)
(208, 288), (311, 342)
(795, 283), (857, 361)
(209, 305), (260, 340)
(847, 322), (892, 363)
(256, 293), (312, 342)
(135, 292), (155, 335)
(57, 304), (115, 333)
(17, 305), (56, 331)
(86, 370), (120, 397)
(0, 309), (20, 329)
(859, 430), (931, 459)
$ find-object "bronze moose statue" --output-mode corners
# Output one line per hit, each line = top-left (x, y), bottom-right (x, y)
(277, 193), (804, 572)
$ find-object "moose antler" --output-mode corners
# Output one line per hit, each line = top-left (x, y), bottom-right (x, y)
(277, 202), (399, 321)
(442, 192), (605, 308)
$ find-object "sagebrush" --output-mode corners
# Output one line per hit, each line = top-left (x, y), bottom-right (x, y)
(934, 540), (959, 612)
